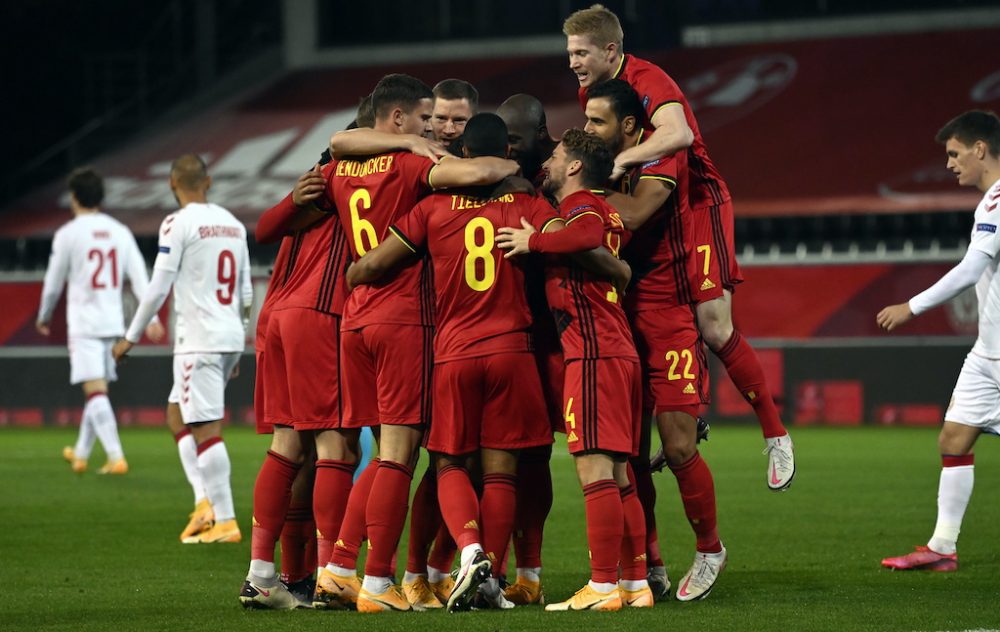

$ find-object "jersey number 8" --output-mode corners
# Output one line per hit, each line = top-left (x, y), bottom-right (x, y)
(464, 217), (496, 292)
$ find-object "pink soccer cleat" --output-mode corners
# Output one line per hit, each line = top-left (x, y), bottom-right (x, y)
(881, 546), (957, 572)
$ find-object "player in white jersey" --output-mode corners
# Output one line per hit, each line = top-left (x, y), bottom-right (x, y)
(37, 167), (164, 475)
(877, 111), (1000, 572)
(114, 154), (252, 544)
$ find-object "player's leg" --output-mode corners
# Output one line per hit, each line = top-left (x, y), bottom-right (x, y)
(506, 443), (552, 605)
(403, 464), (451, 609)
(73, 338), (127, 473)
(280, 448), (317, 602)
(169, 401), (213, 540)
(617, 365), (652, 608)
(882, 353), (992, 571)
(630, 413), (668, 598)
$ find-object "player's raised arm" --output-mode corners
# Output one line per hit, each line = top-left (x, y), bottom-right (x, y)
(427, 155), (520, 189)
(256, 165), (331, 243)
(613, 104), (692, 175)
(329, 128), (446, 162)
(605, 177), (674, 231)
(36, 230), (70, 335)
(877, 248), (992, 332)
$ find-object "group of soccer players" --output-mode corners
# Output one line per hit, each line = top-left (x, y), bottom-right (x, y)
(40, 3), (798, 614)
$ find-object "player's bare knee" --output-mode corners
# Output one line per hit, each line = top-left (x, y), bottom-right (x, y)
(81, 379), (108, 397)
(165, 403), (185, 434)
(377, 424), (422, 465)
(938, 421), (979, 456)
(574, 452), (614, 486)
(315, 428), (360, 463)
(269, 425), (306, 463)
(481, 448), (518, 475)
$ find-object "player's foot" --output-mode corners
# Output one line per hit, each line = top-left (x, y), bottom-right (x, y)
(62, 446), (74, 463)
(239, 576), (308, 610)
(647, 566), (671, 600)
(764, 434), (795, 491)
(675, 545), (727, 602)
(357, 584), (412, 612)
(97, 458), (128, 475)
(63, 447), (88, 474)
(544, 584), (622, 611)
(181, 518), (241, 543)
(504, 576), (544, 605)
(402, 575), (445, 610)
(619, 584), (654, 608)
(179, 498), (215, 541)
(284, 575), (316, 604)
(474, 577), (515, 610)
(881, 546), (958, 572)
(312, 568), (361, 610)
(447, 550), (491, 612)
(652, 418), (710, 473)
(429, 575), (455, 604)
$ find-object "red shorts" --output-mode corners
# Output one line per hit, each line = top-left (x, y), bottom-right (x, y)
(535, 349), (565, 434)
(341, 323), (433, 428)
(690, 199), (742, 299)
(257, 307), (342, 433)
(562, 357), (642, 456)
(629, 306), (708, 416)
(427, 352), (552, 456)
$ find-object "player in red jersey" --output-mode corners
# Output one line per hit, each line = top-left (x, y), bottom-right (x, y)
(498, 129), (651, 612)
(584, 78), (727, 601)
(564, 4), (795, 490)
(348, 113), (560, 611)
(321, 74), (520, 613)
(431, 79), (477, 150)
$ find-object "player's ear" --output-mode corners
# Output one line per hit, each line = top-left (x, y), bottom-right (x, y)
(392, 107), (405, 130)
(975, 140), (987, 160)
(605, 42), (618, 62)
(566, 159), (583, 177)
(623, 115), (636, 135)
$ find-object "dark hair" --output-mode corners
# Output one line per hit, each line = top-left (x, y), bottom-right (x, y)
(587, 79), (644, 126)
(461, 113), (508, 159)
(936, 110), (1000, 158)
(560, 128), (614, 188)
(67, 167), (104, 208)
(356, 94), (375, 128)
(432, 78), (479, 110)
(371, 74), (433, 120)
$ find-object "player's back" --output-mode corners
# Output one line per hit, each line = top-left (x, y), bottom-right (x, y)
(327, 151), (435, 329)
(545, 190), (636, 361)
(393, 179), (557, 362)
(54, 212), (141, 338)
(166, 203), (249, 353)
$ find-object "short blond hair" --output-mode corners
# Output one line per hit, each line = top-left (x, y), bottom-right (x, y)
(563, 4), (623, 50)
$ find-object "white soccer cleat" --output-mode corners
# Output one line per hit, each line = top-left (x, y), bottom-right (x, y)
(239, 576), (308, 610)
(474, 577), (515, 610)
(764, 434), (795, 491)
(675, 545), (727, 602)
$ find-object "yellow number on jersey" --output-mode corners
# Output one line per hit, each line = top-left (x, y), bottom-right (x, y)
(564, 397), (576, 430)
(463, 217), (496, 292)
(665, 349), (696, 381)
(349, 188), (378, 255)
(696, 244), (712, 276)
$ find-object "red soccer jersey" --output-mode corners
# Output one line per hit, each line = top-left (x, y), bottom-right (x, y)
(616, 129), (695, 310)
(391, 185), (559, 363)
(578, 53), (731, 210)
(258, 168), (351, 316)
(325, 151), (436, 330)
(533, 189), (637, 361)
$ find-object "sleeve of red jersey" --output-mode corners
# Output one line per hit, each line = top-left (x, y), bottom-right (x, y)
(527, 196), (562, 233)
(397, 152), (436, 192)
(256, 162), (336, 243)
(637, 154), (678, 189)
(633, 64), (685, 124)
(527, 206), (604, 254)
(389, 201), (429, 253)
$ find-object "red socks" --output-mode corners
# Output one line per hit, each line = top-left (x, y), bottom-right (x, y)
(481, 473), (517, 575)
(437, 464), (481, 550)
(669, 452), (721, 553)
(428, 525), (457, 572)
(513, 445), (553, 569)
(364, 460), (414, 578)
(280, 500), (316, 583)
(251, 450), (300, 563)
(406, 467), (442, 574)
(330, 458), (379, 569)
(313, 459), (354, 571)
(716, 330), (786, 439)
(583, 479), (623, 585)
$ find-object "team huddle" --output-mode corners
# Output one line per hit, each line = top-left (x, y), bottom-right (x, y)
(42, 5), (800, 614)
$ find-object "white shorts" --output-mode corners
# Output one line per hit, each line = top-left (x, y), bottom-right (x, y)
(946, 351), (1000, 434)
(68, 337), (118, 385)
(168, 352), (241, 424)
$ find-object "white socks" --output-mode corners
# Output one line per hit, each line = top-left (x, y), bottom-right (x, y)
(73, 407), (97, 460)
(427, 566), (449, 583)
(460, 544), (483, 569)
(589, 581), (617, 593)
(516, 567), (541, 583)
(928, 462), (974, 555)
(176, 431), (206, 504)
(87, 393), (124, 462)
(198, 439), (235, 522)
(362, 575), (392, 594)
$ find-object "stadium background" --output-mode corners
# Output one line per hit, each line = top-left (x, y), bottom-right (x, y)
(2, 2), (1000, 629)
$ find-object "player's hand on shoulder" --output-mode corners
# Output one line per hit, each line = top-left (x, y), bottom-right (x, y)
(406, 136), (447, 163)
(111, 339), (133, 364)
(876, 303), (913, 332)
(292, 164), (327, 207)
(609, 156), (628, 183)
(497, 217), (537, 258)
(145, 321), (165, 343)
(35, 321), (50, 337)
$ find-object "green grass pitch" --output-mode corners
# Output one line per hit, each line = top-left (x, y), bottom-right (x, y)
(3, 425), (999, 631)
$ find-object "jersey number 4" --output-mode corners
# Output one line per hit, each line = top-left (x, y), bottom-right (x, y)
(88, 248), (118, 289)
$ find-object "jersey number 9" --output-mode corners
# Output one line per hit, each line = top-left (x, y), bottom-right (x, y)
(217, 250), (236, 305)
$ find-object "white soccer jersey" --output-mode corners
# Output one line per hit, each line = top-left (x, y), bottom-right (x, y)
(154, 203), (252, 354)
(38, 212), (151, 338)
(968, 179), (1000, 358)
